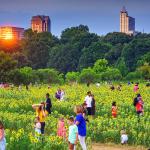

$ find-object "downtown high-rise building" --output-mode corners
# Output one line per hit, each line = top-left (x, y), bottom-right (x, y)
(120, 7), (135, 35)
(31, 15), (51, 33)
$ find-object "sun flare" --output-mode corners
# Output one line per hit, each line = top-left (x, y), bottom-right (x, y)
(4, 32), (13, 40)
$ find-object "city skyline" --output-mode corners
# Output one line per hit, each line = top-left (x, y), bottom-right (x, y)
(0, 0), (150, 36)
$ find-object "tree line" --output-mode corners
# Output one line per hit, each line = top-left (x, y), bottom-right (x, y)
(0, 25), (150, 84)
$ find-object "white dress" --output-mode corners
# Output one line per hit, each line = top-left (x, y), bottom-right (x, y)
(121, 134), (128, 144)
(35, 122), (41, 134)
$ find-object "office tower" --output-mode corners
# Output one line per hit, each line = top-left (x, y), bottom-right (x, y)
(31, 15), (51, 33)
(120, 7), (135, 35)
(0, 26), (24, 40)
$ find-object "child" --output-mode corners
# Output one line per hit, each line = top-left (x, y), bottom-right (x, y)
(34, 117), (41, 137)
(120, 129), (128, 145)
(134, 83), (139, 92)
(112, 101), (117, 118)
(74, 105), (87, 150)
(57, 117), (66, 139)
(0, 121), (6, 150)
(68, 116), (78, 150)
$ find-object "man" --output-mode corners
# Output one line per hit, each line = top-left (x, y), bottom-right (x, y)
(46, 93), (52, 114)
(84, 91), (92, 116)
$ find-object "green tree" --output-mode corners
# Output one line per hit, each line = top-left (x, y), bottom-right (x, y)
(122, 39), (150, 71)
(93, 59), (108, 73)
(65, 72), (79, 83)
(48, 43), (81, 73)
(137, 64), (150, 79)
(10, 67), (35, 85)
(36, 68), (64, 84)
(78, 42), (112, 70)
(125, 71), (142, 80)
(0, 51), (17, 82)
(102, 32), (133, 45)
(22, 30), (56, 69)
(100, 68), (122, 81)
(78, 68), (97, 83)
(116, 57), (128, 76)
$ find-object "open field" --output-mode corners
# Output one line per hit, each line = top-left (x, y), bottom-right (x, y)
(0, 83), (149, 149)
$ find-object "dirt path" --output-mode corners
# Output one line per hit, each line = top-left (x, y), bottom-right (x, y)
(92, 143), (147, 150)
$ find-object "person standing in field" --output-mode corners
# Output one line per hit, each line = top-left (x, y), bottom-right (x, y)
(68, 116), (78, 150)
(57, 117), (66, 139)
(32, 102), (48, 135)
(112, 101), (117, 118)
(0, 121), (6, 150)
(45, 93), (52, 114)
(133, 83), (139, 92)
(34, 117), (41, 140)
(74, 106), (87, 150)
(133, 94), (144, 116)
(91, 94), (96, 118)
(84, 91), (92, 116)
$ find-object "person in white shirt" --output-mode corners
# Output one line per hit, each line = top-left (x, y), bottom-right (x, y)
(120, 129), (128, 144)
(84, 91), (92, 116)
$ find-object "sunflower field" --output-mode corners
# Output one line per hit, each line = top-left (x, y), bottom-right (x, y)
(0, 83), (149, 150)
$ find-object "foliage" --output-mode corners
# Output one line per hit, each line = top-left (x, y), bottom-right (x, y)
(10, 67), (35, 85)
(78, 42), (112, 70)
(137, 64), (150, 79)
(102, 32), (133, 45)
(122, 39), (150, 71)
(65, 72), (79, 83)
(0, 51), (17, 82)
(93, 59), (108, 73)
(100, 68), (122, 81)
(78, 68), (98, 83)
(116, 57), (128, 76)
(125, 71), (142, 80)
(36, 68), (64, 84)
(0, 25), (150, 82)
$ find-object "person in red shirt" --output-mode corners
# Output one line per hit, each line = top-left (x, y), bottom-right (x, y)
(112, 101), (117, 118)
(136, 101), (143, 116)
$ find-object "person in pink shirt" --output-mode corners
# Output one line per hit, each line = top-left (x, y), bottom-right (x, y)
(0, 121), (6, 150)
(57, 117), (66, 139)
(134, 83), (139, 92)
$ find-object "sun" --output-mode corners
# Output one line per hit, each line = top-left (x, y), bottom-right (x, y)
(4, 32), (13, 40)
(0, 27), (14, 40)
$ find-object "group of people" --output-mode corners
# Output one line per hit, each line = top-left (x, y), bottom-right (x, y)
(57, 106), (87, 150)
(32, 93), (52, 136)
(0, 83), (147, 150)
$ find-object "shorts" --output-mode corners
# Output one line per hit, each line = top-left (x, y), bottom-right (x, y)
(87, 107), (92, 115)
(40, 122), (45, 134)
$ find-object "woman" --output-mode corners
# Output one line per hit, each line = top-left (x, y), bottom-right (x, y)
(32, 102), (48, 135)
(74, 105), (87, 150)
(84, 91), (92, 116)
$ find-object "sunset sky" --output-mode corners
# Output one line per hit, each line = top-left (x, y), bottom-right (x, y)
(0, 0), (150, 36)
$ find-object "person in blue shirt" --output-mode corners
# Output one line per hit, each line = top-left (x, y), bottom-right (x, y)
(74, 105), (87, 150)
